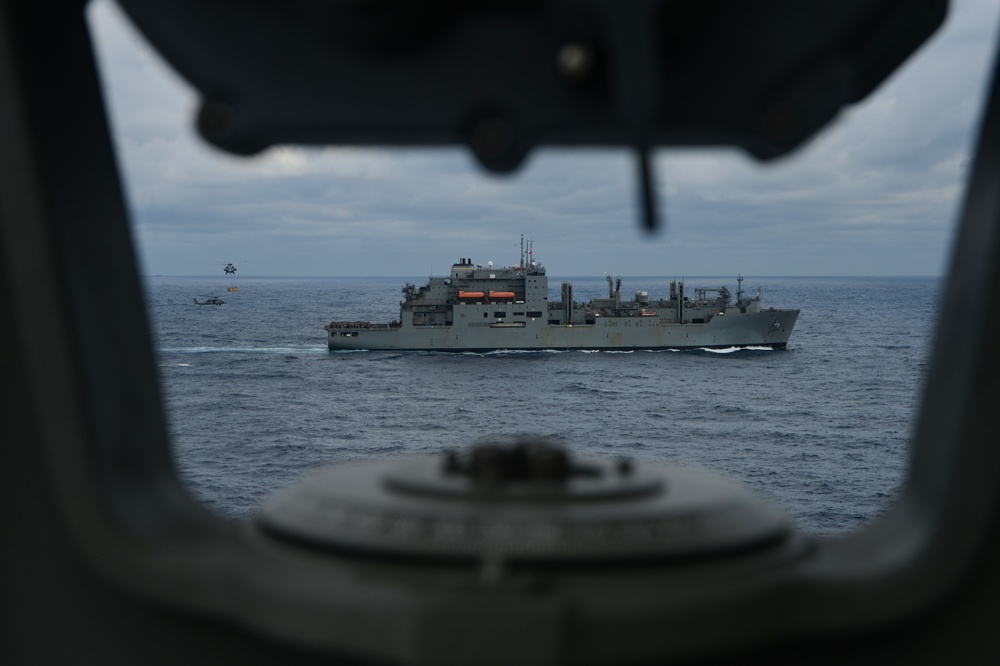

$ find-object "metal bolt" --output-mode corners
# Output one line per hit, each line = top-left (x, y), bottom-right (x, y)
(471, 117), (515, 162)
(442, 449), (461, 474)
(760, 100), (802, 143)
(197, 99), (235, 141)
(617, 458), (634, 476)
(556, 42), (595, 82)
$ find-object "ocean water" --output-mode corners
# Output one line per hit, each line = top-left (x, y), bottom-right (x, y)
(147, 275), (939, 535)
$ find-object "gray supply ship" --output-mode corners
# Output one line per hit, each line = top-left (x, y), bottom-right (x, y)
(325, 243), (798, 352)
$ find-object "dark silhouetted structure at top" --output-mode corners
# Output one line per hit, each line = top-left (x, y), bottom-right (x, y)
(7, 1), (1000, 664)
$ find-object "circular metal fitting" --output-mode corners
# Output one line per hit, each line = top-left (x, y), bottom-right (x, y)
(760, 100), (803, 142)
(257, 440), (791, 566)
(556, 42), (596, 82)
(470, 117), (516, 162)
(197, 99), (235, 141)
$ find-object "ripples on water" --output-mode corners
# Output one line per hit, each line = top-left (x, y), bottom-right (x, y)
(148, 275), (938, 535)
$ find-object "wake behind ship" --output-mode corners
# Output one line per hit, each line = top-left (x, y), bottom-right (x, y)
(325, 245), (798, 352)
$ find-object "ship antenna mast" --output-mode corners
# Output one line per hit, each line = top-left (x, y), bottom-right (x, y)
(520, 234), (524, 268)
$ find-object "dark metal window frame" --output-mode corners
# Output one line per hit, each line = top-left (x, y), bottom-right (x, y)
(4, 1), (1000, 663)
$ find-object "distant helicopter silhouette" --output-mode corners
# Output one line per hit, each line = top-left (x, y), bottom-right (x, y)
(193, 295), (225, 306)
(223, 261), (247, 292)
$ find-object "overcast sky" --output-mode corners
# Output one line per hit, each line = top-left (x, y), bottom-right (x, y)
(87, 1), (1000, 278)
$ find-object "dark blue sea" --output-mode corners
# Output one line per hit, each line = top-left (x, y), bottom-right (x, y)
(146, 275), (939, 536)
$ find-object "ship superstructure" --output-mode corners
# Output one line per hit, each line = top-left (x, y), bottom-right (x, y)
(325, 242), (798, 351)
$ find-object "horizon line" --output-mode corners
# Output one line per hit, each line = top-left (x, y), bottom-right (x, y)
(141, 273), (945, 279)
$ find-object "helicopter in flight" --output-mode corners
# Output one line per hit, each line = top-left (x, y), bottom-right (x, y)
(193, 295), (225, 306)
(223, 261), (247, 292)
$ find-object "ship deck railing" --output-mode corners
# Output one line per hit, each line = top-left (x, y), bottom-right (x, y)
(325, 321), (401, 330)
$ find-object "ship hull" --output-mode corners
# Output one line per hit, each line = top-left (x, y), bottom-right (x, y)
(326, 250), (799, 352)
(327, 310), (799, 352)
